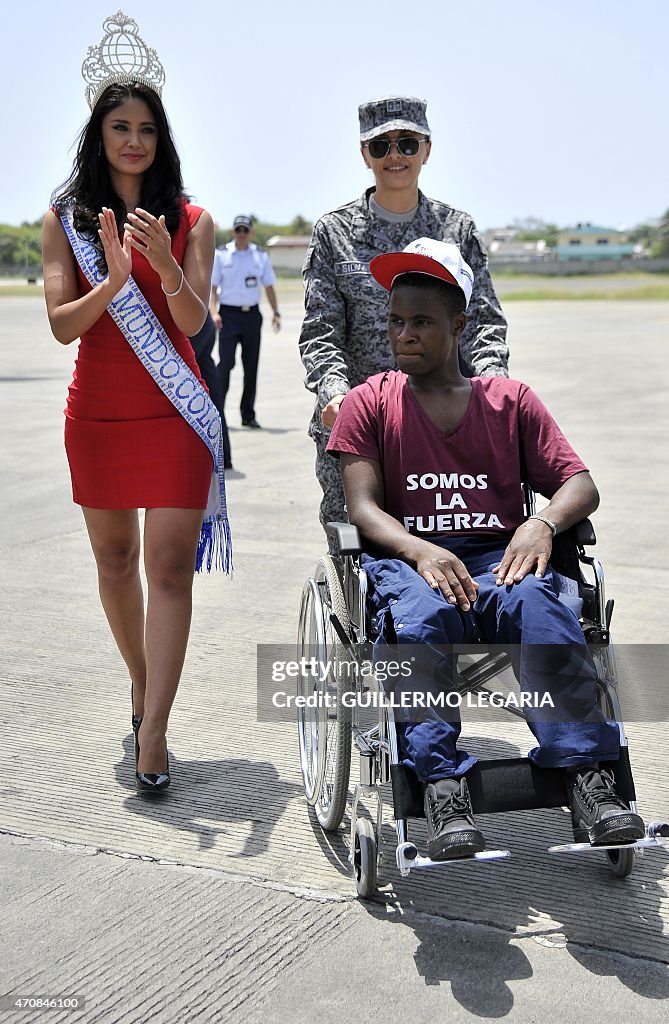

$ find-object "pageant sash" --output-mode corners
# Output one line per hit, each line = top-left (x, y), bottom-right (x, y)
(60, 209), (232, 574)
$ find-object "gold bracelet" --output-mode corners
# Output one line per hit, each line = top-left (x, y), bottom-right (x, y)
(161, 267), (184, 297)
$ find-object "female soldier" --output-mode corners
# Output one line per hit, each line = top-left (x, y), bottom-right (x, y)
(298, 95), (508, 533)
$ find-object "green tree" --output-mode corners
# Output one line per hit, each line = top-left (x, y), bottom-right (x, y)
(289, 215), (312, 236)
(0, 222), (43, 270)
(214, 215), (313, 250)
(627, 222), (656, 249)
(652, 209), (669, 258)
(512, 217), (558, 247)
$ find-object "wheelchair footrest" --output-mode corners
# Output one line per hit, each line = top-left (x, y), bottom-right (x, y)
(548, 821), (669, 854)
(391, 749), (636, 819)
(548, 837), (667, 854)
(396, 841), (510, 875)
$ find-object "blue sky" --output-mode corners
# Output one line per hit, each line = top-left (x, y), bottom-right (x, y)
(4, 0), (667, 231)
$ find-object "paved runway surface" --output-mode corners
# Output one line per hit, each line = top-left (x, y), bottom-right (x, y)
(1, 295), (668, 1022)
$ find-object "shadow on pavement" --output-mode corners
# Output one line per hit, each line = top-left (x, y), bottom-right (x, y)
(349, 733), (669, 1014)
(114, 735), (303, 858)
(303, 803), (351, 878)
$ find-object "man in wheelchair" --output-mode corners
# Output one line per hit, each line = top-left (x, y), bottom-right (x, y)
(326, 238), (645, 862)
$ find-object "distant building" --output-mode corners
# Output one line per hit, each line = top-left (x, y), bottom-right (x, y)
(483, 227), (519, 247)
(483, 227), (551, 262)
(555, 223), (636, 261)
(265, 235), (311, 273)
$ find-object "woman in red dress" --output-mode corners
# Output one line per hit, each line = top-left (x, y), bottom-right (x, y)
(42, 22), (216, 795)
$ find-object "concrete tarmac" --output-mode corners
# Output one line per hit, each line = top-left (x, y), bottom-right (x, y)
(1, 294), (668, 1023)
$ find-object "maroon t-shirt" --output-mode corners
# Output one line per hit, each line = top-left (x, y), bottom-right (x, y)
(327, 371), (587, 541)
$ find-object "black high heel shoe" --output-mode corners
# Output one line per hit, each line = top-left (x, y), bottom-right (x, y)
(135, 720), (171, 795)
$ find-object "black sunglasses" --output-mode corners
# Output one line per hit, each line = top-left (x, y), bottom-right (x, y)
(364, 137), (426, 159)
(234, 226), (250, 234)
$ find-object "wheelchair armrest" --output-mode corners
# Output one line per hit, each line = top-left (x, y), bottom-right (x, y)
(573, 518), (596, 546)
(325, 521), (362, 556)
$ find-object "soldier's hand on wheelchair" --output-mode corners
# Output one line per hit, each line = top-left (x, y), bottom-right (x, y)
(416, 545), (479, 610)
(320, 393), (348, 429)
(492, 520), (554, 586)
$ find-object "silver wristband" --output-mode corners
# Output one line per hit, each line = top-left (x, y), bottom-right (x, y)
(161, 266), (185, 297)
(527, 514), (557, 537)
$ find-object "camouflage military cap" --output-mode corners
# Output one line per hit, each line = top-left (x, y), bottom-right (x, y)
(358, 96), (430, 142)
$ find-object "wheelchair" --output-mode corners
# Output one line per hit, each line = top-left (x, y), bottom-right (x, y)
(296, 500), (669, 899)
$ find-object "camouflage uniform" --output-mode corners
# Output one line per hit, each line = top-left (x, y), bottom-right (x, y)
(299, 186), (509, 530)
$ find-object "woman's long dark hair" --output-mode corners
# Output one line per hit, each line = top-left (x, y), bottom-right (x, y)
(52, 83), (187, 271)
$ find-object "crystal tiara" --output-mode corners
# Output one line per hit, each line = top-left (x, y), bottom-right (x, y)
(81, 10), (166, 111)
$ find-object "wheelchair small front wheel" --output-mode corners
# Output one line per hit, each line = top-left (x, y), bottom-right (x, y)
(353, 817), (378, 899)
(605, 846), (635, 878)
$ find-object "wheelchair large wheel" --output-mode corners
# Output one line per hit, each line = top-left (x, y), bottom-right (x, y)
(314, 556), (353, 830)
(593, 644), (623, 722)
(297, 577), (327, 805)
(296, 556), (352, 830)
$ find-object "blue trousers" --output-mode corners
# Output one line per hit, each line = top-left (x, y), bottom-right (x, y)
(363, 536), (621, 783)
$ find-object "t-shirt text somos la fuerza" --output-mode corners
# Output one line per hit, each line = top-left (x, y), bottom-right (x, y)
(327, 372), (587, 541)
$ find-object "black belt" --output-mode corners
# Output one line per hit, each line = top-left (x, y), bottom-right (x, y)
(219, 303), (259, 313)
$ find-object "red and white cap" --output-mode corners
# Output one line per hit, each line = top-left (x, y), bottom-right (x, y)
(370, 238), (474, 309)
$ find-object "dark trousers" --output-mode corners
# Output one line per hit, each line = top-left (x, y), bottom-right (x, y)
(218, 305), (263, 423)
(188, 312), (232, 467)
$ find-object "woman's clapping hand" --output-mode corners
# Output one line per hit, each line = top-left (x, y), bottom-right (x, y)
(98, 206), (132, 293)
(125, 207), (176, 282)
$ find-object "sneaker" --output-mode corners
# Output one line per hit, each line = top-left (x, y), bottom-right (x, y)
(423, 777), (486, 860)
(567, 766), (645, 845)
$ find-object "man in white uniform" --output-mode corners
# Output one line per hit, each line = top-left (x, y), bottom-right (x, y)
(210, 215), (281, 429)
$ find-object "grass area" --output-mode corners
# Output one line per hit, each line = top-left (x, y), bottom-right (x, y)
(2, 279), (669, 302)
(0, 284), (44, 298)
(0, 281), (304, 300)
(276, 278), (305, 294)
(500, 286), (669, 301)
(279, 273), (669, 301)
(492, 270), (669, 281)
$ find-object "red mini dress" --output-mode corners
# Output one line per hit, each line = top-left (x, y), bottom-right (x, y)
(63, 202), (213, 510)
